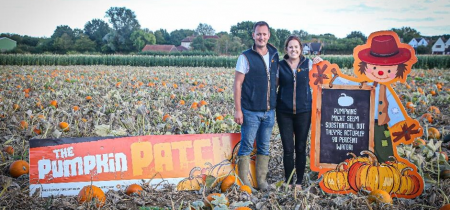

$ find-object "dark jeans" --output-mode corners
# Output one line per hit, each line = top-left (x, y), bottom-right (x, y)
(276, 110), (311, 185)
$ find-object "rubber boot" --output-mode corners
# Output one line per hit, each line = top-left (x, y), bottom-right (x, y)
(237, 155), (252, 186)
(256, 154), (270, 190)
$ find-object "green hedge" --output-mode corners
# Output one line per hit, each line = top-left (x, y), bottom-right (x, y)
(1, 54), (449, 69)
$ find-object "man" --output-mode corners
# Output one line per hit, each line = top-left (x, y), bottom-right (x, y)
(234, 21), (278, 190)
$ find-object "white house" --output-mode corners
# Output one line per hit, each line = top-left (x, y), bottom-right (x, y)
(408, 38), (428, 48)
(432, 37), (446, 54)
(446, 38), (450, 48)
(303, 44), (310, 55)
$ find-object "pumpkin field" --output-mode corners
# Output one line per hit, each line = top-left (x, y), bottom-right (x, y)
(1, 64), (450, 210)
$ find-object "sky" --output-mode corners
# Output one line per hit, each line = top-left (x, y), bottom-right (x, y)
(1, 0), (449, 39)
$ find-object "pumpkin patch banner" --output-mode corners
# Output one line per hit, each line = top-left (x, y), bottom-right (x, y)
(309, 31), (424, 198)
(29, 133), (254, 197)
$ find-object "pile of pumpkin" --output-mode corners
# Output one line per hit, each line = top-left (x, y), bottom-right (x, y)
(321, 150), (423, 200)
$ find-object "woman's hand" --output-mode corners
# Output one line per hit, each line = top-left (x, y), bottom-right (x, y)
(312, 56), (323, 64)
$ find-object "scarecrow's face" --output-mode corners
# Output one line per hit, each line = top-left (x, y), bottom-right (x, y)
(365, 64), (398, 83)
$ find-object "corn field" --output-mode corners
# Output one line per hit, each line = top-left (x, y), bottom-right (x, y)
(1, 54), (449, 69)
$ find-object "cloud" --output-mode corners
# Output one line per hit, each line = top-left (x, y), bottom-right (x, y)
(383, 17), (437, 22)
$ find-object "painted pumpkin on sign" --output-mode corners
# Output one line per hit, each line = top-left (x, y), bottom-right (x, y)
(396, 168), (421, 195)
(322, 162), (350, 192)
(348, 150), (401, 193)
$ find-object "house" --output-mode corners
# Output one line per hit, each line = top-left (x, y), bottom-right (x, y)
(176, 46), (188, 52)
(141, 45), (178, 53)
(180, 35), (219, 50)
(408, 38), (428, 48)
(302, 44), (310, 55)
(431, 37), (446, 55)
(309, 42), (323, 55)
(0, 37), (17, 52)
(446, 38), (450, 49)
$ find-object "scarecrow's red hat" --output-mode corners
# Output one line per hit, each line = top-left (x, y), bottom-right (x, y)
(358, 35), (411, 65)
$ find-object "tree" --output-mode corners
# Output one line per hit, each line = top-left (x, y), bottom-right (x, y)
(191, 36), (206, 51)
(170, 29), (195, 46)
(51, 25), (74, 40)
(195, 23), (215, 36)
(154, 29), (170, 44)
(346, 31), (367, 42)
(74, 34), (96, 52)
(293, 30), (310, 41)
(275, 29), (291, 51)
(204, 38), (217, 51)
(391, 27), (421, 43)
(230, 21), (254, 48)
(269, 28), (279, 50)
(104, 7), (141, 53)
(130, 29), (156, 52)
(53, 33), (73, 53)
(84, 19), (111, 51)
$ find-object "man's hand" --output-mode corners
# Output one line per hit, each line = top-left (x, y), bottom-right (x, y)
(234, 110), (243, 125)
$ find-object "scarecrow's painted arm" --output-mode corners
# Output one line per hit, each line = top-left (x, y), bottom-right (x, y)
(387, 88), (422, 144)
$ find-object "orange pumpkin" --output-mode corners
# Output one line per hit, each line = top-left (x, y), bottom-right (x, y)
(348, 150), (401, 193)
(343, 152), (371, 170)
(440, 204), (450, 210)
(239, 185), (252, 194)
(420, 113), (433, 124)
(221, 175), (240, 192)
(19, 121), (28, 129)
(322, 162), (350, 192)
(396, 168), (421, 195)
(9, 160), (29, 178)
(234, 207), (252, 210)
(198, 100), (208, 107)
(3, 146), (14, 155)
(49, 100), (58, 108)
(126, 184), (143, 196)
(59, 122), (70, 131)
(162, 114), (170, 122)
(427, 127), (441, 139)
(179, 100), (185, 105)
(73, 106), (79, 111)
(13, 104), (20, 110)
(428, 106), (440, 114)
(191, 102), (198, 109)
(85, 96), (92, 101)
(78, 185), (106, 207)
(412, 138), (426, 148)
(368, 189), (393, 204)
(439, 152), (448, 164)
(440, 169), (450, 180)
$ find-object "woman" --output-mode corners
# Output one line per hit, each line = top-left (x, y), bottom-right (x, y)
(276, 35), (321, 189)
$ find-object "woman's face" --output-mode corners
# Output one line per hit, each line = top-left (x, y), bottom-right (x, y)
(365, 64), (398, 83)
(286, 40), (301, 59)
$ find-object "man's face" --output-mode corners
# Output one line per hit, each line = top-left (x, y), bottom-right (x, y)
(365, 64), (398, 83)
(252, 25), (270, 48)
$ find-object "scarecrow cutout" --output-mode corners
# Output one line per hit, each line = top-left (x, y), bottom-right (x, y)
(309, 31), (424, 198)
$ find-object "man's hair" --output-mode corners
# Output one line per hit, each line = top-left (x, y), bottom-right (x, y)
(358, 62), (407, 79)
(253, 21), (270, 32)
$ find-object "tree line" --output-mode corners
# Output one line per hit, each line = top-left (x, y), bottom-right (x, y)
(1, 7), (449, 55)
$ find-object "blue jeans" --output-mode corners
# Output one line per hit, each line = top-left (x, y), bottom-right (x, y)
(238, 108), (275, 156)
